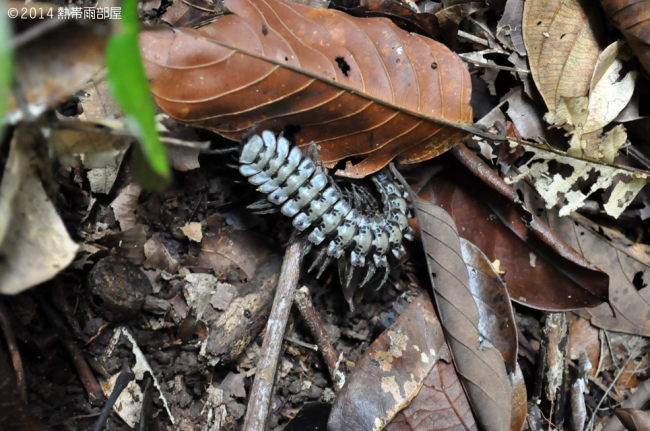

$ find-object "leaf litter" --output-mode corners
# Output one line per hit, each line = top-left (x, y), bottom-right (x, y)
(4, 0), (650, 430)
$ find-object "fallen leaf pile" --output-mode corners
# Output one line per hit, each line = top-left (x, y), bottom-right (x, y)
(3, 0), (650, 430)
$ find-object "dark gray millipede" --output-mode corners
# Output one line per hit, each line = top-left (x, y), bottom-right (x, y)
(239, 130), (415, 295)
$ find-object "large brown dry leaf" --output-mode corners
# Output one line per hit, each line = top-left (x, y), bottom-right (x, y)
(600, 0), (650, 76)
(386, 351), (478, 431)
(397, 167), (512, 431)
(460, 238), (518, 374)
(522, 0), (604, 112)
(415, 150), (609, 310)
(140, 0), (476, 178)
(328, 293), (444, 431)
(0, 125), (79, 294)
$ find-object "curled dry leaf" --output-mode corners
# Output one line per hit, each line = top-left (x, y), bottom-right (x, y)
(522, 0), (604, 112)
(0, 125), (79, 294)
(460, 238), (518, 373)
(600, 0), (650, 75)
(396, 167), (512, 431)
(386, 352), (478, 431)
(140, 0), (478, 178)
(416, 146), (609, 310)
(328, 292), (444, 431)
(613, 409), (650, 431)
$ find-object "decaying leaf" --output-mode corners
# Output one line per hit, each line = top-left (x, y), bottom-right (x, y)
(415, 156), (609, 310)
(180, 222), (203, 242)
(521, 181), (650, 336)
(505, 141), (650, 219)
(509, 364), (527, 431)
(105, 326), (175, 424)
(110, 183), (143, 231)
(600, 0), (650, 75)
(9, 6), (109, 117)
(79, 69), (121, 121)
(140, 0), (480, 178)
(330, 0), (441, 38)
(543, 41), (637, 163)
(198, 229), (272, 285)
(497, 0), (525, 56)
(386, 348), (478, 431)
(328, 292), (444, 431)
(100, 374), (143, 428)
(160, 0), (226, 28)
(0, 125), (79, 294)
(522, 0), (604, 112)
(460, 238), (518, 373)
(143, 232), (182, 273)
(567, 317), (600, 378)
(399, 167), (512, 431)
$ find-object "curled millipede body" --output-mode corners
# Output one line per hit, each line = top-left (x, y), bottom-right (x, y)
(239, 130), (415, 299)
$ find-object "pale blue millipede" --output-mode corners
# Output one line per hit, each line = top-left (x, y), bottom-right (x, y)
(238, 130), (415, 291)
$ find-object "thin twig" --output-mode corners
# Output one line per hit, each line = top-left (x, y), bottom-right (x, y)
(284, 335), (318, 351)
(460, 57), (530, 73)
(604, 330), (621, 371)
(457, 29), (490, 46)
(0, 298), (27, 402)
(588, 337), (641, 431)
(294, 286), (345, 390)
(242, 238), (306, 431)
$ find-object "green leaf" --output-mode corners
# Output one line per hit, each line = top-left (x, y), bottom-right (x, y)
(106, 0), (171, 189)
(0, 3), (13, 134)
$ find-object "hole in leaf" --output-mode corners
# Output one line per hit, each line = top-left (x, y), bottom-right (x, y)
(261, 25), (268, 36)
(633, 271), (647, 291)
(516, 189), (525, 202)
(335, 56), (350, 76)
